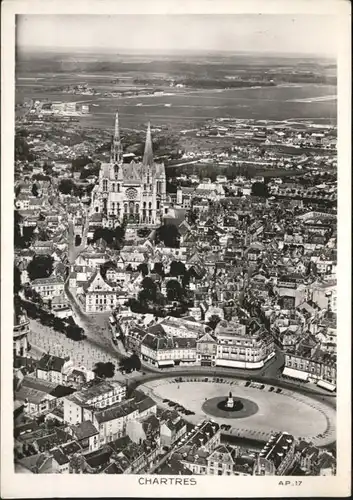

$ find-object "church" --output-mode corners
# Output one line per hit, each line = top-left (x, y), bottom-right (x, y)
(90, 112), (167, 227)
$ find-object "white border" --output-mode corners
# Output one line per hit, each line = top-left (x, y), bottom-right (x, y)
(1, 0), (351, 497)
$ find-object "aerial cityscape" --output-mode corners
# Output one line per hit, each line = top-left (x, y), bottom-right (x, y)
(13, 14), (337, 477)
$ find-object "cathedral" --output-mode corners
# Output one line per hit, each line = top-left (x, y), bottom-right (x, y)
(90, 112), (166, 227)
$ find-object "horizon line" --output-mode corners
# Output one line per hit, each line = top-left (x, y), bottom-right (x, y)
(16, 45), (336, 59)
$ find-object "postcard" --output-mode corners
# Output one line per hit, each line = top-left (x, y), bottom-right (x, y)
(1, 0), (351, 497)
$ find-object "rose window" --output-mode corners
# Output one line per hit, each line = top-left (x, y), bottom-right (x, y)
(126, 188), (137, 200)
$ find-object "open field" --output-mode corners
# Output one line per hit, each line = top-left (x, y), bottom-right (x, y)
(140, 378), (336, 447)
(16, 81), (337, 131)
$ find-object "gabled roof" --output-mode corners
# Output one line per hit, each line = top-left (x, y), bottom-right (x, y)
(37, 353), (69, 373)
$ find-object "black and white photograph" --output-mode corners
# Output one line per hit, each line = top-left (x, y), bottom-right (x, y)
(1, 0), (351, 498)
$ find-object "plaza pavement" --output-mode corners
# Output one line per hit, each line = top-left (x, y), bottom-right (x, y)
(140, 378), (336, 448)
(28, 319), (139, 384)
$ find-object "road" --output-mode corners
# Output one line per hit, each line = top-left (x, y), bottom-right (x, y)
(64, 281), (127, 364)
(56, 290), (334, 402)
(63, 276), (332, 405)
(129, 369), (336, 408)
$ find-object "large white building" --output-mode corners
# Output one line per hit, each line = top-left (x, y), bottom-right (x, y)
(63, 380), (126, 425)
(90, 112), (167, 227)
(214, 319), (275, 369)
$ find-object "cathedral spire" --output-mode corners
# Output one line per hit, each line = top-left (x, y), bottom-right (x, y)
(111, 110), (122, 163)
(143, 122), (154, 167)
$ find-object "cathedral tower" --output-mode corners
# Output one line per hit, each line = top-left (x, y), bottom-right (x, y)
(143, 122), (154, 167)
(111, 111), (122, 164)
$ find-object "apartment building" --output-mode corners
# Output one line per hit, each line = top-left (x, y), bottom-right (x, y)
(215, 319), (275, 369)
(63, 380), (126, 425)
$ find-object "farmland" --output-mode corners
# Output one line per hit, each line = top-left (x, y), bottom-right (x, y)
(16, 50), (337, 132)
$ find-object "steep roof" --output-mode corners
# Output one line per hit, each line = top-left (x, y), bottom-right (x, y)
(143, 122), (154, 167)
(37, 353), (68, 373)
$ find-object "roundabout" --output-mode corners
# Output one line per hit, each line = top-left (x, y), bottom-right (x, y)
(139, 376), (336, 447)
(202, 394), (259, 419)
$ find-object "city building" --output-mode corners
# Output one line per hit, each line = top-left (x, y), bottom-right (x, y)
(283, 340), (336, 390)
(81, 269), (119, 313)
(215, 319), (275, 369)
(140, 334), (197, 368)
(36, 354), (73, 385)
(31, 275), (65, 300)
(63, 381), (126, 425)
(256, 433), (297, 475)
(160, 416), (187, 448)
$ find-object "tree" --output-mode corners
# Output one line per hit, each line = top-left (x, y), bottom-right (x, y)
(137, 227), (151, 238)
(169, 261), (186, 278)
(166, 279), (183, 302)
(72, 184), (85, 199)
(92, 227), (114, 245)
(251, 182), (269, 198)
(53, 316), (65, 333)
(91, 225), (125, 249)
(66, 324), (85, 341)
(153, 262), (164, 277)
(14, 210), (35, 249)
(139, 277), (158, 303)
(14, 265), (22, 294)
(138, 263), (149, 277)
(113, 224), (126, 249)
(43, 162), (53, 176)
(207, 314), (221, 330)
(24, 286), (44, 307)
(58, 179), (74, 195)
(72, 156), (93, 172)
(31, 183), (39, 197)
(156, 224), (180, 248)
(93, 361), (115, 379)
(75, 235), (82, 247)
(119, 354), (141, 373)
(27, 255), (54, 281)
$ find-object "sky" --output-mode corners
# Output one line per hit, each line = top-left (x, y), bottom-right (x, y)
(16, 14), (338, 57)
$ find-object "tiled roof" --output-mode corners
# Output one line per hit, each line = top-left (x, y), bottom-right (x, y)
(32, 275), (64, 285)
(37, 354), (68, 373)
(94, 400), (138, 424)
(52, 448), (70, 466)
(72, 420), (99, 440)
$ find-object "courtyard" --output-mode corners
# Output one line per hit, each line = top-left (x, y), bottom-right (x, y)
(140, 377), (336, 447)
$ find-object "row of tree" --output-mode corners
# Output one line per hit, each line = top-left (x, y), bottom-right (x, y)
(21, 297), (86, 341)
(155, 224), (181, 248)
(90, 224), (126, 250)
(92, 354), (141, 378)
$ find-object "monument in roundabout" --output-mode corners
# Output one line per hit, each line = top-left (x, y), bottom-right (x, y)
(219, 391), (244, 412)
(202, 390), (258, 419)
